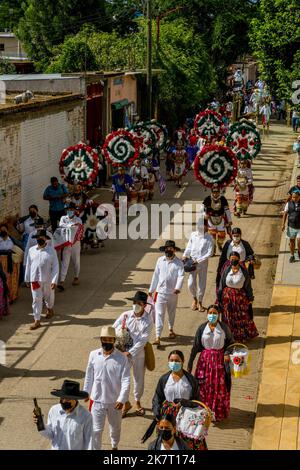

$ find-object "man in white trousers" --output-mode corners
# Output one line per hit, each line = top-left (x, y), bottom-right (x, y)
(57, 202), (83, 291)
(83, 326), (131, 450)
(183, 219), (214, 312)
(24, 218), (53, 269)
(25, 229), (59, 330)
(149, 240), (185, 347)
(113, 291), (153, 418)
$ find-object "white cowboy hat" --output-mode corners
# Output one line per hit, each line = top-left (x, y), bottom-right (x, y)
(100, 326), (116, 338)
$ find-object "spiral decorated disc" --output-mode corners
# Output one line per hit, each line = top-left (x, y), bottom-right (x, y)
(194, 110), (223, 140)
(194, 144), (238, 188)
(143, 120), (168, 150)
(102, 129), (141, 166)
(226, 119), (261, 160)
(129, 123), (157, 159)
(59, 142), (99, 185)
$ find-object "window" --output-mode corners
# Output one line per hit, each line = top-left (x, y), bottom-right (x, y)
(0, 44), (5, 51)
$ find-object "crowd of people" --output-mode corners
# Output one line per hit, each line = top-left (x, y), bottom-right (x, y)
(2, 81), (298, 451)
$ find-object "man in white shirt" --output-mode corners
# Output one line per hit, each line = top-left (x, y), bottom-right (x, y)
(149, 240), (185, 346)
(16, 204), (40, 247)
(57, 202), (83, 290)
(24, 218), (53, 268)
(113, 291), (153, 418)
(183, 219), (214, 312)
(83, 326), (131, 450)
(33, 380), (93, 450)
(25, 229), (59, 330)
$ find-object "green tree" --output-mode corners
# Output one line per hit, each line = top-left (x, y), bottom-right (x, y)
(250, 0), (300, 99)
(48, 18), (217, 126)
(0, 1), (23, 31)
(0, 56), (16, 74)
(17, 0), (108, 71)
(46, 35), (97, 73)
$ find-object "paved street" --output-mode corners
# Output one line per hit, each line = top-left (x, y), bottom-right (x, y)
(0, 122), (295, 450)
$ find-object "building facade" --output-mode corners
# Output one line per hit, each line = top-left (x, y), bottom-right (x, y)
(0, 94), (84, 221)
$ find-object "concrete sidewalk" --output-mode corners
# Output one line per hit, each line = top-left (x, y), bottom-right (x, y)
(252, 142), (300, 450)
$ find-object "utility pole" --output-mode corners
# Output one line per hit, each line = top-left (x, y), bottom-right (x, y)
(146, 0), (152, 120)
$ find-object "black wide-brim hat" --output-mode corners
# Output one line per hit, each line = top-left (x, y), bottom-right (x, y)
(126, 290), (150, 304)
(159, 240), (181, 252)
(32, 229), (51, 240)
(51, 380), (89, 400)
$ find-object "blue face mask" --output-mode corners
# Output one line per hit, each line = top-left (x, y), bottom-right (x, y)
(168, 361), (182, 372)
(67, 211), (74, 218)
(207, 313), (218, 324)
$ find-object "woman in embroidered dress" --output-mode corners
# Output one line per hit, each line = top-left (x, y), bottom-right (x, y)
(218, 251), (259, 342)
(187, 305), (234, 422)
(151, 350), (207, 450)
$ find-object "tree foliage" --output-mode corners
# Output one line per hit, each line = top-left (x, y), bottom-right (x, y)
(47, 18), (217, 125)
(0, 0), (23, 31)
(17, 0), (108, 71)
(0, 56), (16, 74)
(250, 0), (300, 99)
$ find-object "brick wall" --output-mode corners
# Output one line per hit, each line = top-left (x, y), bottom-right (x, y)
(0, 101), (84, 223)
(0, 122), (22, 221)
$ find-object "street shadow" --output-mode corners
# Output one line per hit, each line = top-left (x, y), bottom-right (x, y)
(256, 253), (278, 259)
(265, 336), (300, 345)
(255, 403), (300, 418)
(0, 365), (84, 381)
(251, 201), (282, 206)
(213, 407), (256, 430)
(245, 213), (282, 218)
(270, 305), (300, 314)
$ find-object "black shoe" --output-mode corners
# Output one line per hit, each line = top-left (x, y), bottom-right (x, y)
(290, 256), (295, 263)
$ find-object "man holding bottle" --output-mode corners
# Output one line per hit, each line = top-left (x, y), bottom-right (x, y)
(33, 380), (93, 450)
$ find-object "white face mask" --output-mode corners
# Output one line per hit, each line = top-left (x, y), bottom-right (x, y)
(133, 304), (143, 315)
(233, 236), (241, 243)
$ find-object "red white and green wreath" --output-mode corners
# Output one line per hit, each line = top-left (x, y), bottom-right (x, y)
(143, 120), (168, 150)
(102, 129), (141, 167)
(194, 110), (223, 140)
(59, 142), (99, 185)
(194, 144), (238, 188)
(226, 119), (261, 160)
(129, 122), (157, 159)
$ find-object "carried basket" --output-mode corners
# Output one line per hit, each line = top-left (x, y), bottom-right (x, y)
(176, 400), (215, 441)
(227, 343), (251, 378)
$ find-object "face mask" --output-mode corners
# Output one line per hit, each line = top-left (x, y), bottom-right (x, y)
(165, 250), (174, 259)
(168, 361), (182, 372)
(232, 236), (241, 243)
(101, 342), (114, 352)
(37, 238), (46, 247)
(133, 304), (143, 315)
(0, 231), (7, 238)
(159, 429), (173, 441)
(60, 400), (73, 411)
(67, 211), (74, 218)
(207, 313), (218, 324)
(30, 211), (37, 218)
(231, 259), (239, 267)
